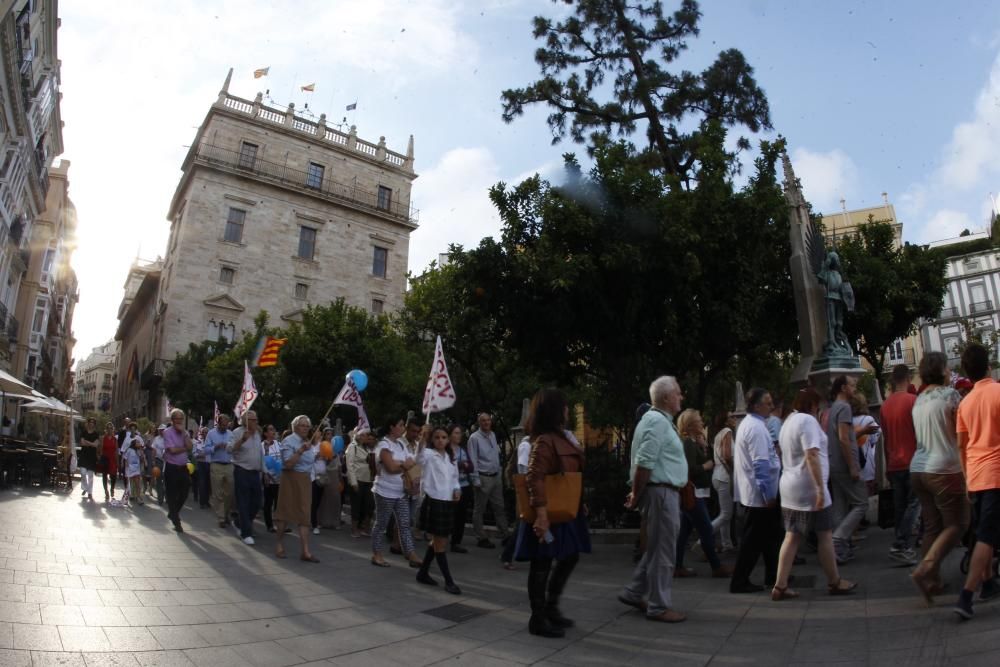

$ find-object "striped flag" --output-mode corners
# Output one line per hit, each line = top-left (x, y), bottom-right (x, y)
(346, 101), (357, 111)
(253, 67), (270, 78)
(252, 336), (287, 367)
(301, 83), (315, 92)
(213, 401), (220, 427)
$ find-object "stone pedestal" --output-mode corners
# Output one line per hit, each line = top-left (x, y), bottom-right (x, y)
(807, 356), (866, 400)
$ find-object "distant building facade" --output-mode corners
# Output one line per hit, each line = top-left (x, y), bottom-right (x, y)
(111, 260), (161, 423)
(920, 233), (1000, 372)
(0, 0), (65, 376)
(11, 158), (76, 398)
(818, 195), (903, 249)
(112, 70), (418, 421)
(73, 339), (117, 414)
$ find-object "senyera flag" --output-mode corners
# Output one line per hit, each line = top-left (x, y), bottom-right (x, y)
(252, 335), (287, 368)
(333, 377), (370, 430)
(422, 335), (456, 416)
(233, 361), (259, 420)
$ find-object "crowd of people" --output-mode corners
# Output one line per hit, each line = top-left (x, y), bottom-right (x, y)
(70, 344), (1000, 637)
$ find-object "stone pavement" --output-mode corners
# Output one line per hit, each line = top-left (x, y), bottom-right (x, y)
(0, 488), (998, 667)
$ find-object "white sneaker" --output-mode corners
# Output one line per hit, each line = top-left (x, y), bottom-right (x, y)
(243, 536), (255, 546)
(312, 527), (320, 535)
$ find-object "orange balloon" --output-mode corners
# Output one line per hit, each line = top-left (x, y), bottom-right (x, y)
(319, 441), (333, 460)
(856, 435), (868, 447)
(152, 466), (161, 478)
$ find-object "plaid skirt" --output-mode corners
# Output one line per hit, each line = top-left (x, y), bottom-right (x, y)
(782, 505), (834, 535)
(419, 497), (455, 537)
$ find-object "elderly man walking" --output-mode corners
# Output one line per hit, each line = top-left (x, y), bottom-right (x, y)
(468, 413), (510, 548)
(618, 376), (688, 623)
(229, 411), (264, 545)
(204, 414), (235, 528)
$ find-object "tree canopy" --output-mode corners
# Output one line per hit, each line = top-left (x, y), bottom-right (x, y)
(501, 0), (771, 186)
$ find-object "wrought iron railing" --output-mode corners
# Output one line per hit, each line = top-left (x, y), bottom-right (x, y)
(971, 301), (994, 314)
(194, 143), (418, 224)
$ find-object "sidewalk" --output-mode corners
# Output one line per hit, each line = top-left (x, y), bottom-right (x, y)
(0, 487), (996, 665)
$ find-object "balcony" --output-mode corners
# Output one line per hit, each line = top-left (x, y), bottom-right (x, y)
(140, 358), (167, 391)
(194, 143), (418, 225)
(938, 307), (959, 319)
(887, 348), (917, 367)
(970, 301), (994, 314)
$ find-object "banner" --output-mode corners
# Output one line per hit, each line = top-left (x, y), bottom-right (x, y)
(422, 335), (456, 415)
(233, 361), (259, 420)
(334, 378), (370, 430)
(213, 401), (219, 427)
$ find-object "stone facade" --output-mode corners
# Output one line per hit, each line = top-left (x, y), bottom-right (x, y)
(0, 0), (64, 373)
(111, 260), (161, 422)
(11, 158), (77, 398)
(72, 339), (117, 414)
(141, 70), (417, 397)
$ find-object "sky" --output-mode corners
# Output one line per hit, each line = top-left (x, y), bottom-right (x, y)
(59, 0), (1000, 363)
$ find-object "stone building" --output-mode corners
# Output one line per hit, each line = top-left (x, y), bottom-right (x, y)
(111, 259), (161, 423)
(118, 70), (418, 420)
(919, 232), (999, 372)
(11, 158), (77, 398)
(73, 338), (117, 414)
(818, 195), (903, 249)
(0, 0), (64, 375)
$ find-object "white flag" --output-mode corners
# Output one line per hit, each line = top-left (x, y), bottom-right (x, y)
(233, 361), (259, 420)
(422, 335), (456, 415)
(334, 378), (370, 430)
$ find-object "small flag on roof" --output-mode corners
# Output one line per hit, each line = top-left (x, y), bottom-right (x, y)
(301, 83), (315, 92)
(253, 67), (270, 78)
(346, 101), (357, 111)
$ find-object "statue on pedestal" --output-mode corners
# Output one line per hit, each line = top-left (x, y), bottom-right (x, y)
(805, 223), (856, 357)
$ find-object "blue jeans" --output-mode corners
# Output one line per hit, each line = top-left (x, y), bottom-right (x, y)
(677, 497), (721, 569)
(889, 470), (920, 549)
(233, 466), (262, 539)
(196, 461), (212, 507)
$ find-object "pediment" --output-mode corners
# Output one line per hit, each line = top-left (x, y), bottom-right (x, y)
(203, 293), (245, 312)
(281, 308), (305, 323)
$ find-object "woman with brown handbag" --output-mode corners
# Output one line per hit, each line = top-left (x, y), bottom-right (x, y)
(514, 388), (591, 638)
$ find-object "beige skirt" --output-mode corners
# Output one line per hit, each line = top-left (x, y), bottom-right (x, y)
(275, 470), (311, 526)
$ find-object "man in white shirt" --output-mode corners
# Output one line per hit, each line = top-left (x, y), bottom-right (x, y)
(730, 387), (783, 594)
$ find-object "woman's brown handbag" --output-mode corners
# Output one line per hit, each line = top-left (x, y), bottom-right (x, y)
(680, 481), (696, 512)
(514, 472), (582, 524)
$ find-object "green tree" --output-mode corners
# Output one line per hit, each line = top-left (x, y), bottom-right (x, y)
(836, 217), (947, 380)
(501, 0), (771, 186)
(161, 340), (228, 424)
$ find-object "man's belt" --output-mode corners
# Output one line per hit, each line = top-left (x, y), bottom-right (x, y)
(479, 472), (499, 477)
(646, 482), (681, 490)
(211, 461), (231, 465)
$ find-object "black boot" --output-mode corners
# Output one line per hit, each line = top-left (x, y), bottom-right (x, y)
(546, 555), (578, 629)
(416, 546), (437, 586)
(528, 559), (564, 638)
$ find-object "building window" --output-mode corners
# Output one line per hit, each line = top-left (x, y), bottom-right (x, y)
(294, 282), (309, 300)
(238, 141), (258, 169)
(297, 226), (317, 260)
(888, 339), (903, 362)
(31, 297), (46, 333)
(306, 162), (325, 189)
(40, 247), (55, 284)
(219, 321), (236, 344)
(26, 355), (36, 379)
(372, 246), (388, 278)
(377, 186), (392, 211)
(219, 266), (235, 285)
(224, 208), (245, 243)
(371, 298), (384, 314)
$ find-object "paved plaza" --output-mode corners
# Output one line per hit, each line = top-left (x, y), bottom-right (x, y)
(0, 488), (998, 666)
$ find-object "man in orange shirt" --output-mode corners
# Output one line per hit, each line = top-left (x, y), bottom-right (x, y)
(954, 343), (1000, 620)
(881, 365), (919, 565)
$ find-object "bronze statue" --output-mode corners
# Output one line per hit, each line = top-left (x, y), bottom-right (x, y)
(806, 221), (855, 356)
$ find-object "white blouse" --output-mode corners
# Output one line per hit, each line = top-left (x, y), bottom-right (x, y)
(418, 447), (460, 501)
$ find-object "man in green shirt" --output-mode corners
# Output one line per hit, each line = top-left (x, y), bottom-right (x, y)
(619, 375), (688, 623)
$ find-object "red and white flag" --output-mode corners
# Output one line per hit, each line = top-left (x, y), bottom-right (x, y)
(422, 335), (456, 416)
(233, 361), (259, 420)
(334, 378), (370, 429)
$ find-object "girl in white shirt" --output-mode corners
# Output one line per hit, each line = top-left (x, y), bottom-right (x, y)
(415, 426), (462, 594)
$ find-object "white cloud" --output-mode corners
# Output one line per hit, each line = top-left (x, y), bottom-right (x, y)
(790, 147), (859, 214)
(901, 50), (1000, 243)
(408, 147), (502, 273)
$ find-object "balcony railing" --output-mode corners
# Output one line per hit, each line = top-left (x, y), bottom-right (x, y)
(971, 301), (994, 314)
(194, 143), (418, 224)
(938, 307), (959, 319)
(887, 348), (916, 367)
(140, 358), (168, 391)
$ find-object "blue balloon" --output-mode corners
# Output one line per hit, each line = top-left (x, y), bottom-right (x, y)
(347, 369), (368, 392)
(264, 455), (282, 475)
(333, 435), (345, 455)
